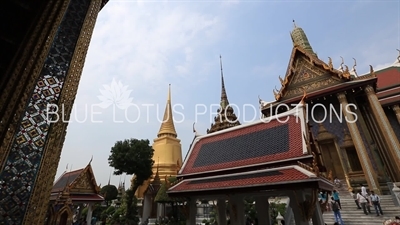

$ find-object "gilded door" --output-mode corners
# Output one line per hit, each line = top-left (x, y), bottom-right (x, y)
(319, 142), (345, 179)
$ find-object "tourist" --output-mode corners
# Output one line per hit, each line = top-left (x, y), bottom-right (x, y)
(332, 190), (342, 209)
(330, 197), (344, 225)
(319, 191), (326, 203)
(370, 191), (383, 216)
(360, 184), (367, 196)
(334, 177), (342, 188)
(357, 190), (371, 215)
(351, 190), (361, 209)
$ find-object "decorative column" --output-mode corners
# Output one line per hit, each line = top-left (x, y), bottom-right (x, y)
(311, 200), (325, 225)
(255, 196), (270, 225)
(364, 86), (400, 179)
(185, 199), (197, 225)
(336, 92), (380, 193)
(393, 104), (400, 125)
(86, 203), (93, 225)
(229, 196), (245, 225)
(216, 199), (227, 225)
(288, 192), (309, 225)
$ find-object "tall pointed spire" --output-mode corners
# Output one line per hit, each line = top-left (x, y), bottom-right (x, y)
(157, 84), (177, 138)
(207, 55), (241, 134)
(290, 20), (317, 57)
(220, 55), (229, 109)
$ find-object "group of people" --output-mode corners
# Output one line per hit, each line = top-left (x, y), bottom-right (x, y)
(318, 181), (386, 225)
(351, 184), (384, 216)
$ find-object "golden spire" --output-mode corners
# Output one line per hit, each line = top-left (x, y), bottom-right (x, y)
(157, 84), (177, 138)
(290, 21), (317, 57)
(220, 55), (229, 109)
(207, 56), (240, 134)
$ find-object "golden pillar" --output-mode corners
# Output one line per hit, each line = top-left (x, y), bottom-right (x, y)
(393, 104), (400, 125)
(0, 0), (107, 224)
(364, 85), (400, 180)
(336, 92), (380, 193)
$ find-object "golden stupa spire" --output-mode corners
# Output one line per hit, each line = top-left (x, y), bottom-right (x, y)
(157, 84), (177, 138)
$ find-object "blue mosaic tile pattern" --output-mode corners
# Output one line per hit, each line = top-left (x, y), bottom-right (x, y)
(0, 0), (90, 223)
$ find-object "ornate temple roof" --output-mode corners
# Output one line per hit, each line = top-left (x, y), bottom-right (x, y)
(157, 84), (178, 138)
(260, 22), (380, 113)
(179, 102), (309, 177)
(168, 165), (332, 195)
(363, 51), (400, 106)
(207, 56), (241, 134)
(168, 101), (333, 197)
(50, 161), (104, 203)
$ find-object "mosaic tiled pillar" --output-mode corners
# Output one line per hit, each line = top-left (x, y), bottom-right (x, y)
(0, 0), (65, 171)
(364, 85), (400, 180)
(393, 104), (400, 125)
(0, 0), (102, 224)
(336, 92), (380, 193)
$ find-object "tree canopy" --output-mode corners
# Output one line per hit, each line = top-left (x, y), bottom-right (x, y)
(100, 184), (118, 205)
(108, 138), (154, 224)
(108, 138), (154, 188)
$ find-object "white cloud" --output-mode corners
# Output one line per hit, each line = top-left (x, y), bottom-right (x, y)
(56, 1), (230, 188)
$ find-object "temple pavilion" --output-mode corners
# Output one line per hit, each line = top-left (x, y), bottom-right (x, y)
(261, 23), (400, 194)
(167, 23), (400, 224)
(46, 160), (104, 225)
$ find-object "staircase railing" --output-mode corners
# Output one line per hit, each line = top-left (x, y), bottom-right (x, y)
(387, 182), (400, 207)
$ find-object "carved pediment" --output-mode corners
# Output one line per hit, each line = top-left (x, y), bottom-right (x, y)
(274, 46), (349, 101)
(69, 166), (97, 193)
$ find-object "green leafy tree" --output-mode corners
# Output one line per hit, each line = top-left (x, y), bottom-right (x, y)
(108, 138), (154, 224)
(100, 184), (119, 206)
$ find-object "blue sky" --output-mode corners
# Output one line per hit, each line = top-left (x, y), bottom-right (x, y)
(56, 0), (400, 188)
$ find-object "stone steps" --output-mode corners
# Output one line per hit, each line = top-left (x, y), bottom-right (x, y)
(322, 183), (400, 225)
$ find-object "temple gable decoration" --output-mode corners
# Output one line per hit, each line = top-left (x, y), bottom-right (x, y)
(274, 46), (351, 101)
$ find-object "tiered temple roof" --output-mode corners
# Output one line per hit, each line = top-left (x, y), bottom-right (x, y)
(369, 56), (400, 106)
(50, 162), (104, 203)
(260, 22), (380, 114)
(168, 102), (333, 197)
(207, 56), (241, 134)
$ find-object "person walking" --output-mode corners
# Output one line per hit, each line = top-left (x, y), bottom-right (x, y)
(361, 184), (367, 196)
(357, 190), (371, 215)
(330, 197), (345, 225)
(370, 191), (383, 216)
(332, 190), (342, 209)
(351, 190), (361, 209)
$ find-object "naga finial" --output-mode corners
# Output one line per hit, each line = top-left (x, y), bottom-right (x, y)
(279, 76), (284, 86)
(339, 56), (344, 71)
(300, 88), (307, 103)
(328, 57), (333, 69)
(258, 95), (262, 105)
(352, 58), (358, 76)
(397, 49), (400, 63)
(370, 65), (374, 74)
(192, 122), (197, 133)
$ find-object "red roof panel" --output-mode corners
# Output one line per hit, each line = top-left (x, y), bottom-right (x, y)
(180, 115), (304, 176)
(169, 167), (313, 193)
(376, 67), (400, 90)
